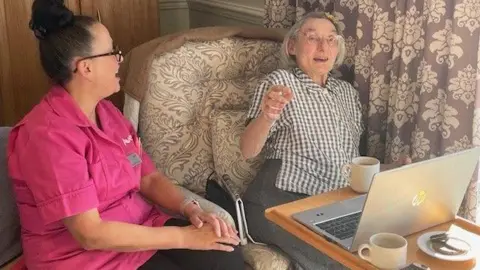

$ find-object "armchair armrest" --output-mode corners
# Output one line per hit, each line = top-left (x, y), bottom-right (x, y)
(177, 185), (236, 228)
(123, 93), (140, 132)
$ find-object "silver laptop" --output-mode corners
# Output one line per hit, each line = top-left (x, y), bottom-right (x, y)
(292, 147), (480, 252)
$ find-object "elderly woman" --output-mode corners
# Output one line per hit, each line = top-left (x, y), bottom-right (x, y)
(240, 12), (407, 270)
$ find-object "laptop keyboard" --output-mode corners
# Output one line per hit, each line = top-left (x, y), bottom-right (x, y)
(315, 212), (362, 240)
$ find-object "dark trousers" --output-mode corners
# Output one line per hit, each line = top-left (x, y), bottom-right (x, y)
(138, 219), (244, 270)
(242, 159), (346, 270)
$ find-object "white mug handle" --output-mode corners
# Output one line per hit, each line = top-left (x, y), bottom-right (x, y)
(358, 244), (372, 262)
(342, 164), (352, 179)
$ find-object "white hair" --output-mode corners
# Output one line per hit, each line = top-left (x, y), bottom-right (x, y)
(280, 11), (346, 70)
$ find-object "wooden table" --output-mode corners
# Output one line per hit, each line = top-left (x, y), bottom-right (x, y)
(265, 187), (480, 270)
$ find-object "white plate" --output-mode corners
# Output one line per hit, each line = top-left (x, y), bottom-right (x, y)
(417, 231), (475, 261)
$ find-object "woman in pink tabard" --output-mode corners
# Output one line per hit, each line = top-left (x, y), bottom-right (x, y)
(7, 1), (243, 269)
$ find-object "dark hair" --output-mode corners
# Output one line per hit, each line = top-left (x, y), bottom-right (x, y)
(30, 0), (97, 85)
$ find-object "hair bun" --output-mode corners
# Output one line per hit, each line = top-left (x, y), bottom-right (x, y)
(29, 0), (74, 39)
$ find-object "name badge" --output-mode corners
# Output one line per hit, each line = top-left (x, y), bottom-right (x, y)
(127, 153), (142, 167)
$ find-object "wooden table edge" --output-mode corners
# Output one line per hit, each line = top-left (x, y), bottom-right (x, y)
(265, 207), (375, 270)
(265, 194), (480, 270)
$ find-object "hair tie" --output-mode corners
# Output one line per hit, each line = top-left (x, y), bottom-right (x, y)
(325, 12), (339, 25)
(29, 21), (47, 40)
(29, 0), (76, 41)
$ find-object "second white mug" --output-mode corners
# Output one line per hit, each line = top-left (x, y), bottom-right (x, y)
(358, 232), (408, 269)
(342, 156), (380, 193)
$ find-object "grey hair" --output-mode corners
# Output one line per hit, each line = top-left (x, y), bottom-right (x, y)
(280, 11), (346, 70)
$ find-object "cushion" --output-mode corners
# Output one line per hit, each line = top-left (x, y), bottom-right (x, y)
(210, 109), (264, 193)
(242, 243), (291, 270)
(0, 127), (22, 267)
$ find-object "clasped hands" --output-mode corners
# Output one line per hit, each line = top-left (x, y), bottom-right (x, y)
(180, 201), (240, 252)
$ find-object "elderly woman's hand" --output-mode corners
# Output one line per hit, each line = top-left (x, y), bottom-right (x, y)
(261, 85), (293, 121)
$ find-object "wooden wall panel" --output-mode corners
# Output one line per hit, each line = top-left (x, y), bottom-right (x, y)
(66, 0), (80, 14)
(0, 0), (14, 126)
(80, 0), (160, 109)
(0, 0), (80, 126)
(0, 0), (156, 125)
(80, 0), (159, 52)
(4, 0), (50, 126)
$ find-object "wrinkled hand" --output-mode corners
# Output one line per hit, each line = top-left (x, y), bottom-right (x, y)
(260, 85), (294, 121)
(184, 204), (239, 240)
(180, 224), (240, 252)
(380, 154), (412, 171)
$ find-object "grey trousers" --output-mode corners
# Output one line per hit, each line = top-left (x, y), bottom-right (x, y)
(242, 159), (347, 270)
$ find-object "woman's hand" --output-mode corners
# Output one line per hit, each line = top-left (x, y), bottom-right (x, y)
(184, 203), (239, 240)
(261, 85), (294, 121)
(180, 224), (240, 252)
(380, 155), (412, 171)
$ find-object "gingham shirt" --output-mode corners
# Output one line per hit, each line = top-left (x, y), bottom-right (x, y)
(247, 68), (364, 195)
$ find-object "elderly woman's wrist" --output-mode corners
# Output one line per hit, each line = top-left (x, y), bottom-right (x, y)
(259, 112), (276, 125)
(181, 198), (202, 217)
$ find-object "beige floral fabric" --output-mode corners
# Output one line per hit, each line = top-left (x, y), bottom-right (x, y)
(265, 0), (480, 222)
(210, 109), (264, 194)
(120, 27), (286, 102)
(242, 243), (291, 270)
(139, 37), (281, 194)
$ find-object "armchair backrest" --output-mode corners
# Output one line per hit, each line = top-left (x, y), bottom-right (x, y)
(138, 34), (282, 193)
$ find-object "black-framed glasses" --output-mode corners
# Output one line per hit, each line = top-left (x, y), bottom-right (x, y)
(73, 45), (123, 72)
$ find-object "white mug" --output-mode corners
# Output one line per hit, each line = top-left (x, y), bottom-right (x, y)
(342, 156), (380, 193)
(358, 233), (408, 269)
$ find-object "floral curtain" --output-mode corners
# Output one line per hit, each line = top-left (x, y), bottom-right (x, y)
(264, 0), (480, 223)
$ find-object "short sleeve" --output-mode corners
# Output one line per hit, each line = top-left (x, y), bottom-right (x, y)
(11, 127), (99, 225)
(352, 86), (365, 136)
(140, 149), (156, 177)
(246, 78), (272, 122)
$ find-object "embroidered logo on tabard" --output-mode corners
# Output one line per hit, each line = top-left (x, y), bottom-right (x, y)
(122, 135), (133, 145)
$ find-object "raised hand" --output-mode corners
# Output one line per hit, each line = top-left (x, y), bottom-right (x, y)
(260, 85), (293, 121)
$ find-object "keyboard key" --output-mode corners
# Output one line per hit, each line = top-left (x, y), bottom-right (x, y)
(315, 212), (361, 240)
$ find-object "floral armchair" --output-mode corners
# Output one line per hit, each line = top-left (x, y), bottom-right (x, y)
(121, 26), (291, 270)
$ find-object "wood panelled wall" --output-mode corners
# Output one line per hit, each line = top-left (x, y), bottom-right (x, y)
(0, 0), (159, 126)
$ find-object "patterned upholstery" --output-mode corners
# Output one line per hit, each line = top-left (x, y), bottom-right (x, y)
(137, 36), (291, 270)
(210, 109), (265, 194)
(139, 37), (280, 193)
